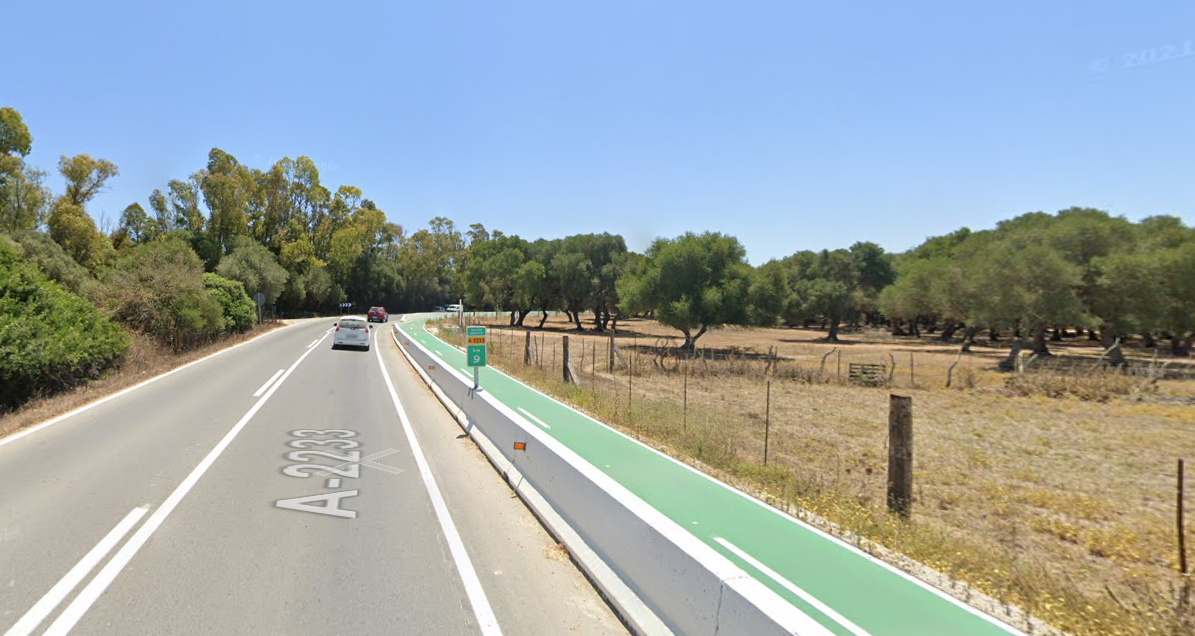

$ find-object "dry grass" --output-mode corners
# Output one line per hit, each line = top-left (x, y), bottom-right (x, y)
(1005, 369), (1157, 402)
(440, 314), (1195, 636)
(0, 320), (287, 439)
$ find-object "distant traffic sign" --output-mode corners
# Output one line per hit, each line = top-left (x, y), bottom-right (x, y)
(253, 292), (266, 325)
(466, 326), (487, 367)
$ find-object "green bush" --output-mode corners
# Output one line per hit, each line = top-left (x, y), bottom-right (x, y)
(1, 230), (100, 300)
(102, 239), (223, 349)
(203, 273), (256, 332)
(216, 237), (288, 306)
(0, 240), (129, 410)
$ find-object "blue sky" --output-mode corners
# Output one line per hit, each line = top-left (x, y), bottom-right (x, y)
(4, 1), (1194, 263)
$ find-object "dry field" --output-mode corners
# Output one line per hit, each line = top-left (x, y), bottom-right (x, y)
(441, 313), (1195, 636)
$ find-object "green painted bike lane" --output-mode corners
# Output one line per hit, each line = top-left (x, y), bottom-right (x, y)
(400, 319), (1026, 636)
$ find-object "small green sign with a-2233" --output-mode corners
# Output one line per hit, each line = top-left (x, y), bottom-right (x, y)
(466, 326), (487, 367)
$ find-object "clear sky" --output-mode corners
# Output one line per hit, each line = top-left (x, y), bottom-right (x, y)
(4, 1), (1194, 263)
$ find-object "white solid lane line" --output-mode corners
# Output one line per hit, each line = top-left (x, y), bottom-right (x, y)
(3, 507), (149, 636)
(516, 408), (551, 430)
(41, 330), (333, 636)
(375, 342), (502, 636)
(713, 537), (873, 636)
(307, 339), (320, 349)
(252, 369), (284, 397)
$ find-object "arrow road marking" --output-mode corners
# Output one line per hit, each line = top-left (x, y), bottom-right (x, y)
(314, 448), (405, 476)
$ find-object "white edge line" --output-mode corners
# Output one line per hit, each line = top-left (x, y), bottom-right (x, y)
(715, 537), (873, 636)
(374, 339), (502, 636)
(3, 507), (149, 636)
(400, 320), (1032, 636)
(252, 369), (285, 398)
(516, 407), (551, 429)
(41, 330), (332, 636)
(0, 322), (296, 451)
(397, 321), (830, 636)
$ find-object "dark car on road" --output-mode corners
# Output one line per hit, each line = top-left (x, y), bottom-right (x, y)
(367, 306), (388, 323)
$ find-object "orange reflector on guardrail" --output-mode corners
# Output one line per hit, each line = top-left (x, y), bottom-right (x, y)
(513, 442), (526, 451)
(428, 365), (434, 370)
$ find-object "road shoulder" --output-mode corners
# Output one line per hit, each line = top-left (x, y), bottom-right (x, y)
(379, 332), (629, 636)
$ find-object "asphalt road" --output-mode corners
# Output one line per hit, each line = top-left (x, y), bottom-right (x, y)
(0, 318), (627, 636)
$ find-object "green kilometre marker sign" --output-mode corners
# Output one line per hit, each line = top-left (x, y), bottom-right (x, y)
(466, 326), (487, 367)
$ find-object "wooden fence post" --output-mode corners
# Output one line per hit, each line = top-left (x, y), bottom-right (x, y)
(887, 394), (914, 518)
(683, 359), (689, 432)
(563, 336), (571, 383)
(524, 331), (532, 365)
(628, 342), (633, 426)
(608, 334), (615, 373)
(764, 379), (771, 466)
(1180, 458), (1189, 576)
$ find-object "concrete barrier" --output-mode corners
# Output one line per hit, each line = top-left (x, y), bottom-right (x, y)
(393, 323), (833, 636)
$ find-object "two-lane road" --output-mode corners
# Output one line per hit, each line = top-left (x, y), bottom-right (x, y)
(0, 319), (626, 635)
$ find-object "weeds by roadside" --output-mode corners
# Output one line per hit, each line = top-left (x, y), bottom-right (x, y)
(0, 320), (286, 439)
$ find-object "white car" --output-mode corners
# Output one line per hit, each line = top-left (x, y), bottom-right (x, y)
(332, 316), (371, 351)
(445, 304), (462, 313)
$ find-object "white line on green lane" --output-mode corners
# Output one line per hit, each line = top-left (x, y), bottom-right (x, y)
(714, 537), (873, 636)
(516, 408), (551, 430)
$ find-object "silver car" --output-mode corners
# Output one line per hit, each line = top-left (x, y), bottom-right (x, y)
(332, 316), (370, 351)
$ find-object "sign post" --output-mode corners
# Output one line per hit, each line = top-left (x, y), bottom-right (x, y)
(253, 292), (266, 325)
(466, 326), (487, 390)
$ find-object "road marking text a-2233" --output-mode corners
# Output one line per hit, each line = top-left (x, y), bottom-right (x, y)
(275, 429), (362, 519)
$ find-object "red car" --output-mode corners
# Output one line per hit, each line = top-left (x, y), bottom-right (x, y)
(367, 306), (388, 323)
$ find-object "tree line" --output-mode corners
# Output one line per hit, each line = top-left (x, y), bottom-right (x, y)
(3, 104), (1194, 410)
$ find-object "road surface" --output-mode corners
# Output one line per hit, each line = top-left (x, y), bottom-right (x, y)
(0, 319), (627, 636)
